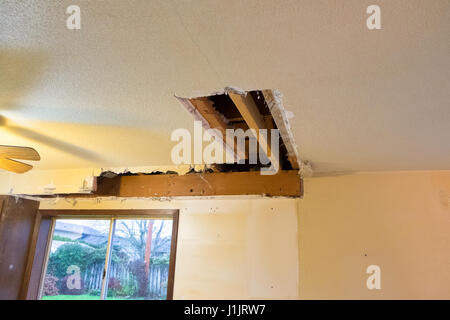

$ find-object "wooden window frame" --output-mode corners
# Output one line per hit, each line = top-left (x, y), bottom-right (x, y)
(24, 209), (179, 300)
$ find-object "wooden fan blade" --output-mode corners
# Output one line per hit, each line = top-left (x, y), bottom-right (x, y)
(0, 157), (33, 174)
(0, 145), (40, 161)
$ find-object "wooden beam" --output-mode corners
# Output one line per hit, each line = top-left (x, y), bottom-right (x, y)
(177, 96), (247, 161)
(189, 97), (229, 137)
(189, 97), (247, 160)
(228, 92), (280, 171)
(229, 92), (266, 134)
(95, 171), (302, 198)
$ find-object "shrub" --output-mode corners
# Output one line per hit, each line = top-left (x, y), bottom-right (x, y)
(117, 283), (137, 297)
(151, 253), (170, 265)
(43, 275), (59, 296)
(47, 243), (92, 279)
(88, 289), (101, 296)
(108, 277), (122, 291)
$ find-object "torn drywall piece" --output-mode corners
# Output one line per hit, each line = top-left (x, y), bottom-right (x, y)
(79, 176), (96, 193)
(99, 165), (208, 176)
(299, 160), (313, 177)
(262, 89), (301, 171)
(41, 182), (56, 194)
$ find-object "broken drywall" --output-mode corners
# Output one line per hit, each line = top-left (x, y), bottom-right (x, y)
(262, 90), (300, 168)
(176, 86), (310, 175)
(0, 168), (99, 195)
(179, 86), (248, 100)
(0, 165), (211, 196)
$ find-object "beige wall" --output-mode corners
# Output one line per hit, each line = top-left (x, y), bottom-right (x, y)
(5, 169), (450, 299)
(39, 197), (299, 300)
(298, 171), (450, 299)
(0, 165), (201, 195)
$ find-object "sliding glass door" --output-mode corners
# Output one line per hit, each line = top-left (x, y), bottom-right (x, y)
(106, 219), (173, 300)
(40, 217), (175, 300)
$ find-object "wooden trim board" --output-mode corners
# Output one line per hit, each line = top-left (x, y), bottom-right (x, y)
(38, 209), (178, 218)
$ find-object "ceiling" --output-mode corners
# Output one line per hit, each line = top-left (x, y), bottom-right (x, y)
(1, 0), (449, 174)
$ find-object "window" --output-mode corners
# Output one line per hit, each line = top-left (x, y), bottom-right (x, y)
(38, 211), (178, 300)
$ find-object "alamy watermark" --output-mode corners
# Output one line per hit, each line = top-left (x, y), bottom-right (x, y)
(366, 265), (381, 290)
(66, 5), (81, 30)
(171, 121), (280, 175)
(66, 265), (81, 290)
(366, 5), (381, 30)
(66, 4), (381, 31)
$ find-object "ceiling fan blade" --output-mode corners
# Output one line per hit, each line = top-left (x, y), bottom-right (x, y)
(0, 157), (33, 174)
(0, 145), (40, 161)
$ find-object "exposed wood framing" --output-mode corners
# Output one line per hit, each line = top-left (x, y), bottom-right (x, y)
(175, 88), (301, 173)
(262, 90), (300, 170)
(189, 97), (247, 160)
(228, 92), (280, 171)
(189, 97), (229, 134)
(175, 96), (244, 162)
(94, 171), (302, 198)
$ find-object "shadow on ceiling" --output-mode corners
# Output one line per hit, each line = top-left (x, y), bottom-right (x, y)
(0, 50), (103, 163)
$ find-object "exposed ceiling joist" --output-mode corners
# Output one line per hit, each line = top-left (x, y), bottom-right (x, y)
(189, 97), (247, 161)
(228, 92), (280, 171)
(176, 96), (243, 162)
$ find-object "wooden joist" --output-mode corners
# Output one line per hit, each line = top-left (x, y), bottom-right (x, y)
(95, 170), (302, 198)
(189, 97), (247, 161)
(176, 96), (248, 161)
(228, 92), (280, 170)
(189, 97), (229, 138)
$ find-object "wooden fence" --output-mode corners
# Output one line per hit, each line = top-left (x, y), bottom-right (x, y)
(83, 263), (169, 298)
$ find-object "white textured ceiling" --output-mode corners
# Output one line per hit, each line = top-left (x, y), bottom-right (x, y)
(1, 0), (449, 174)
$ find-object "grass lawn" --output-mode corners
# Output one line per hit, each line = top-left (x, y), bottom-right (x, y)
(42, 295), (143, 300)
(43, 295), (100, 300)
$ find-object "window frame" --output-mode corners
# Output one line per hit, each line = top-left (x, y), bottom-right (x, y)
(27, 209), (179, 300)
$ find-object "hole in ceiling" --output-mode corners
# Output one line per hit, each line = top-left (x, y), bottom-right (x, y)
(176, 88), (300, 173)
